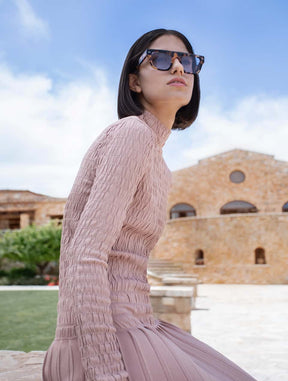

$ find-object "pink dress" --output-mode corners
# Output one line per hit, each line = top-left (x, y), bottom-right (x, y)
(42, 110), (257, 381)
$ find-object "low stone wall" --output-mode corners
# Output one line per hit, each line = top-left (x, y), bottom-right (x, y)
(155, 213), (288, 284)
(0, 350), (45, 381)
(150, 285), (195, 332)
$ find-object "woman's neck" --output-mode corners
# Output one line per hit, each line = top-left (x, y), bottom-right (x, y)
(142, 105), (177, 131)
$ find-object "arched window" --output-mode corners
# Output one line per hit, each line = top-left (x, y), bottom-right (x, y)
(255, 247), (266, 264)
(282, 202), (288, 212)
(195, 249), (204, 265)
(220, 200), (258, 215)
(170, 203), (196, 219)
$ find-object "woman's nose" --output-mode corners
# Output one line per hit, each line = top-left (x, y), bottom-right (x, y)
(170, 56), (184, 75)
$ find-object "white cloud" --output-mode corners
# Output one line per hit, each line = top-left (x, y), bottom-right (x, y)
(1, 61), (287, 198)
(13, 0), (50, 40)
(166, 94), (288, 170)
(0, 63), (117, 197)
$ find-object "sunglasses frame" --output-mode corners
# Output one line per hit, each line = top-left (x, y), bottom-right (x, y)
(138, 49), (205, 74)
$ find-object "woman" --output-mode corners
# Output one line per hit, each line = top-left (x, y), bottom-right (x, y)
(42, 28), (258, 381)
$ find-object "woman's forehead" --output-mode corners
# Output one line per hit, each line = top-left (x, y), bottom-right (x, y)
(148, 35), (189, 53)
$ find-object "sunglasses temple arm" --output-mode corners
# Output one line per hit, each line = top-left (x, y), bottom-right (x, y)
(138, 51), (147, 66)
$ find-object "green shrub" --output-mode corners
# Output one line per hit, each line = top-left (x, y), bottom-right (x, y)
(5, 276), (48, 285)
(0, 220), (62, 275)
(0, 269), (8, 277)
(8, 267), (37, 279)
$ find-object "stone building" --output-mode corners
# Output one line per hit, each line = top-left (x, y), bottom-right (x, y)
(0, 190), (66, 230)
(151, 149), (288, 284)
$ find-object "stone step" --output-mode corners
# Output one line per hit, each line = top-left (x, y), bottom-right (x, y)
(147, 258), (200, 296)
(148, 268), (184, 273)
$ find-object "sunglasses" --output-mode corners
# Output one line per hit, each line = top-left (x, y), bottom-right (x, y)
(138, 49), (205, 74)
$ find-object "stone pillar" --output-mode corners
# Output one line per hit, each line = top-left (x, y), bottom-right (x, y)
(150, 286), (194, 333)
(20, 213), (30, 229)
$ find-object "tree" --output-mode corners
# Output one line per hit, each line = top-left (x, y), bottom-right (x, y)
(0, 220), (62, 275)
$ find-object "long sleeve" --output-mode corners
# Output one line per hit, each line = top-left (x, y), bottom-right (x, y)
(68, 118), (155, 381)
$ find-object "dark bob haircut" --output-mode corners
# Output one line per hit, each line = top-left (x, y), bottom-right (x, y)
(117, 28), (201, 130)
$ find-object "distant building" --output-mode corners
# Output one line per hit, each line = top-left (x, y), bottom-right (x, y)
(152, 149), (288, 284)
(0, 190), (66, 230)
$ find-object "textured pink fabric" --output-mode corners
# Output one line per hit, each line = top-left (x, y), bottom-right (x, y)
(42, 110), (257, 381)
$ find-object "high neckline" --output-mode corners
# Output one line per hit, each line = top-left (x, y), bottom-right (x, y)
(137, 109), (172, 148)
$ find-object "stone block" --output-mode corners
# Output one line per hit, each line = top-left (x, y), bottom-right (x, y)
(150, 286), (194, 332)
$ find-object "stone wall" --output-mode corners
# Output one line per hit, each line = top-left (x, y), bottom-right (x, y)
(153, 213), (288, 284)
(0, 350), (45, 381)
(167, 149), (288, 217)
(33, 201), (65, 226)
(151, 149), (288, 284)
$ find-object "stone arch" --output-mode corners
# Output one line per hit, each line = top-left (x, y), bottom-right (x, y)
(220, 200), (258, 215)
(255, 247), (266, 264)
(282, 202), (288, 212)
(195, 249), (204, 265)
(170, 203), (196, 219)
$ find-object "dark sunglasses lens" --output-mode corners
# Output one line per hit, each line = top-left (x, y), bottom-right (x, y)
(181, 55), (200, 74)
(151, 52), (172, 70)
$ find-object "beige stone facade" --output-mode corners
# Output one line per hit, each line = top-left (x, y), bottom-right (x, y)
(0, 190), (66, 230)
(151, 149), (288, 284)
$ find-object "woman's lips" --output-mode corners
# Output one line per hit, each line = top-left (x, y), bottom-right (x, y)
(167, 78), (187, 86)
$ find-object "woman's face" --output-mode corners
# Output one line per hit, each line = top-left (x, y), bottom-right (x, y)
(129, 34), (194, 114)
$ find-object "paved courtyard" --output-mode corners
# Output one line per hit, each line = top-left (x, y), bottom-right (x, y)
(191, 284), (288, 381)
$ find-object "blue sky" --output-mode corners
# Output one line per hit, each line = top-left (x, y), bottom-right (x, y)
(0, 0), (287, 197)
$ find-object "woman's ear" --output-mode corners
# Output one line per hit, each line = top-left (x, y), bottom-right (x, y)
(128, 73), (142, 93)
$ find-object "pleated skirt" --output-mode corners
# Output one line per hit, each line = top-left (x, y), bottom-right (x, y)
(42, 319), (258, 381)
